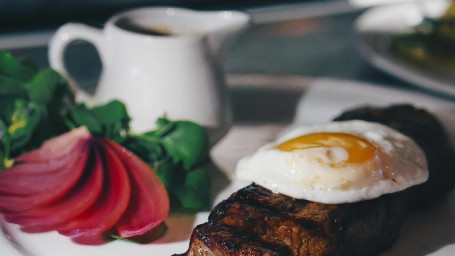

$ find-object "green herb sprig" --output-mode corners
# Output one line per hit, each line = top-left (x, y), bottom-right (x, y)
(0, 52), (73, 169)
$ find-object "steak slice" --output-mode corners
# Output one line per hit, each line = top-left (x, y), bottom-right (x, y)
(183, 223), (291, 256)
(177, 184), (407, 256)
(334, 104), (455, 208)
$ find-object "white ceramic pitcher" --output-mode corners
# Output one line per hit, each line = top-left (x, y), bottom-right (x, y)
(49, 7), (250, 142)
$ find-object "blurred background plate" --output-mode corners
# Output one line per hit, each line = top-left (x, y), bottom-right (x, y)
(353, 0), (455, 97)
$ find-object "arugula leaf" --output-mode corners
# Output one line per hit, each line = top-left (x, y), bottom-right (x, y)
(121, 132), (165, 167)
(91, 100), (130, 143)
(172, 167), (211, 211)
(0, 52), (74, 169)
(0, 75), (27, 95)
(154, 157), (175, 188)
(7, 100), (44, 151)
(0, 52), (36, 82)
(157, 119), (210, 170)
(69, 100), (130, 144)
(26, 68), (68, 105)
(20, 68), (74, 153)
(70, 103), (104, 134)
(91, 100), (129, 127)
(0, 119), (9, 170)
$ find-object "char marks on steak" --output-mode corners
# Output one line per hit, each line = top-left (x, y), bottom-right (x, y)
(178, 184), (407, 256)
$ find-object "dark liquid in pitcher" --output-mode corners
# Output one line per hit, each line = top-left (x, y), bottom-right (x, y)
(115, 17), (172, 36)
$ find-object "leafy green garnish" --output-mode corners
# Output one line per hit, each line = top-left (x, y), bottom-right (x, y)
(0, 52), (73, 170)
(68, 100), (130, 144)
(7, 100), (44, 151)
(155, 118), (210, 169)
(173, 167), (211, 210)
(0, 52), (36, 82)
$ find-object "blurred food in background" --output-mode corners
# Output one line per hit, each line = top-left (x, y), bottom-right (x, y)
(391, 1), (455, 74)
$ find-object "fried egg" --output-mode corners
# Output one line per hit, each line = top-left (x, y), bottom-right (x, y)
(235, 120), (428, 204)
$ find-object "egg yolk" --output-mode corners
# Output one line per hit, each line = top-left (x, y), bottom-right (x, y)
(277, 133), (376, 165)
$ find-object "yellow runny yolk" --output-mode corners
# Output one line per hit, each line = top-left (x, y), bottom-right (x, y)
(277, 133), (376, 165)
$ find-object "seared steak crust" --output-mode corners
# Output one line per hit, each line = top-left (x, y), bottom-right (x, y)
(334, 104), (455, 208)
(178, 184), (407, 256)
(186, 223), (291, 256)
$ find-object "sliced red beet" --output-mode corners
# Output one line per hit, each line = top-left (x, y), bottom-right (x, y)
(15, 127), (91, 163)
(4, 144), (80, 178)
(6, 146), (104, 232)
(0, 138), (89, 196)
(70, 232), (111, 245)
(0, 127), (171, 245)
(58, 142), (131, 240)
(104, 140), (169, 238)
(0, 144), (89, 212)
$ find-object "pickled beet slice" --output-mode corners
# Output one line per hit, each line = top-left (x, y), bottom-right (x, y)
(15, 127), (91, 163)
(6, 146), (104, 232)
(0, 144), (89, 212)
(70, 233), (111, 245)
(0, 142), (87, 195)
(58, 141), (131, 240)
(0, 127), (171, 245)
(104, 140), (169, 238)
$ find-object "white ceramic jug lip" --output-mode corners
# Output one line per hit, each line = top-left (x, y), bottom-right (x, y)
(105, 7), (250, 41)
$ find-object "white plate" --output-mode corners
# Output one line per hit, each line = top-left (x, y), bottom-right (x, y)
(2, 76), (455, 255)
(354, 0), (455, 97)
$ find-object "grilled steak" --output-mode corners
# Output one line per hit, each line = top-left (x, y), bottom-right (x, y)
(334, 104), (455, 208)
(176, 104), (454, 256)
(177, 184), (407, 256)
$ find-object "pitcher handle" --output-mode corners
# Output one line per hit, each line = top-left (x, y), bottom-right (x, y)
(48, 23), (105, 102)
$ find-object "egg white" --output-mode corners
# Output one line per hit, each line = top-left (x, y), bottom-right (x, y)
(235, 120), (428, 204)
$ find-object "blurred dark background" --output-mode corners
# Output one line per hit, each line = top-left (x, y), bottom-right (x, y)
(0, 0), (333, 32)
(2, 0), (390, 99)
(0, 0), (425, 119)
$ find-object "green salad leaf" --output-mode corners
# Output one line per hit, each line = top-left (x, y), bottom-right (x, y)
(7, 100), (44, 151)
(156, 118), (210, 169)
(70, 103), (104, 134)
(0, 52), (36, 82)
(173, 167), (211, 211)
(69, 100), (130, 144)
(154, 157), (175, 188)
(0, 52), (73, 169)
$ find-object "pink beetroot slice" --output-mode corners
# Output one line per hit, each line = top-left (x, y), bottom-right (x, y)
(58, 141), (131, 241)
(0, 143), (89, 212)
(15, 127), (91, 163)
(7, 146), (104, 232)
(104, 140), (169, 238)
